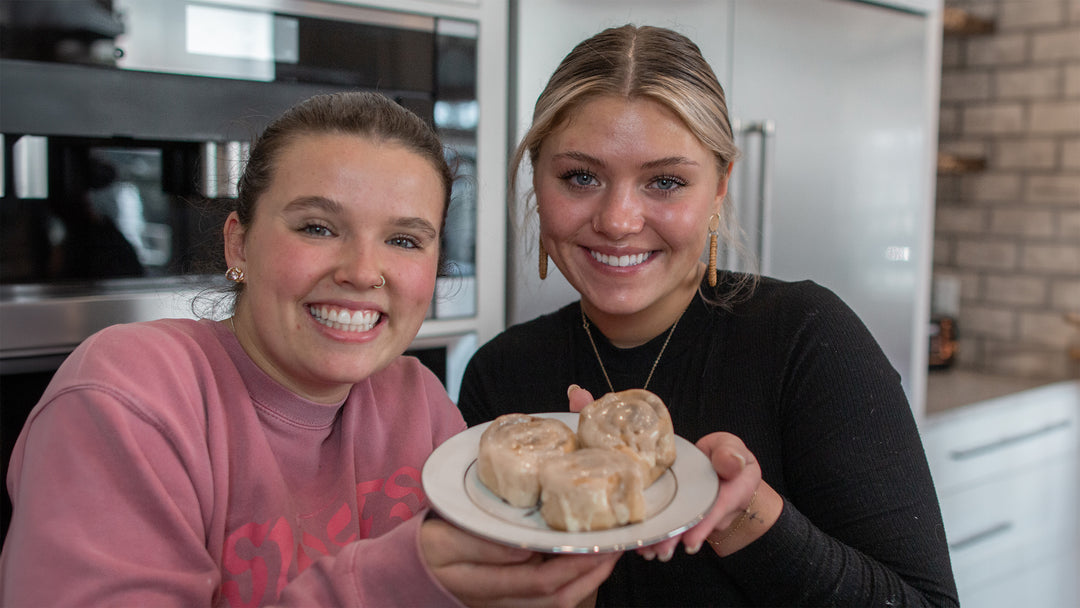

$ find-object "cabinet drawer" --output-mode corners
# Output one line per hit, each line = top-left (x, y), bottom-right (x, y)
(940, 457), (1078, 590)
(957, 545), (1080, 608)
(923, 382), (1079, 490)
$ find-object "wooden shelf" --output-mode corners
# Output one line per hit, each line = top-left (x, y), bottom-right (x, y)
(943, 8), (996, 36)
(937, 153), (987, 174)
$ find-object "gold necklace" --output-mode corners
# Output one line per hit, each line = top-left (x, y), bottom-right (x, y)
(581, 307), (682, 393)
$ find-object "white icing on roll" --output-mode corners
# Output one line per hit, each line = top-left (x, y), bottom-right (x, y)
(539, 448), (646, 532)
(577, 388), (676, 485)
(476, 414), (577, 507)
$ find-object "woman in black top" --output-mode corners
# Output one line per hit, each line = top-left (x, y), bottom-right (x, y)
(457, 24), (957, 607)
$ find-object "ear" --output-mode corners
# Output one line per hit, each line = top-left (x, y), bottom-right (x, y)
(223, 212), (246, 268)
(715, 161), (735, 204)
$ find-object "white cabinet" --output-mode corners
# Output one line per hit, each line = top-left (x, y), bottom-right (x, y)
(922, 381), (1080, 608)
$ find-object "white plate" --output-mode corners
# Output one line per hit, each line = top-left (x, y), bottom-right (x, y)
(422, 412), (719, 554)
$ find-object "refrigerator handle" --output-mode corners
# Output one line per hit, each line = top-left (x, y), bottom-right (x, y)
(731, 120), (775, 275)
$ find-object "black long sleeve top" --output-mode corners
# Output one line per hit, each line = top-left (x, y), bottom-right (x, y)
(457, 276), (958, 607)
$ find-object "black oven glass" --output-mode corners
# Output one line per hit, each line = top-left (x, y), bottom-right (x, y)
(0, 137), (226, 286)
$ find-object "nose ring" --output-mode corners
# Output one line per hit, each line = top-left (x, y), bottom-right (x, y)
(373, 275), (386, 289)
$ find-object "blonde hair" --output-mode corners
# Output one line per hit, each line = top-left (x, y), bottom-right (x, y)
(512, 24), (756, 305)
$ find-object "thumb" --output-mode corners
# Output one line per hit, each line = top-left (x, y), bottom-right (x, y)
(711, 449), (753, 481)
(567, 384), (595, 413)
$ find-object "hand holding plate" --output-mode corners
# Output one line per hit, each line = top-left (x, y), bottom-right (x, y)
(421, 517), (621, 607)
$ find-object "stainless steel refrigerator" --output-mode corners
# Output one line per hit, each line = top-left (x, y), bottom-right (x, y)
(507, 0), (941, 419)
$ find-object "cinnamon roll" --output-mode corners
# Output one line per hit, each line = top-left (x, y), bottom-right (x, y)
(539, 448), (646, 532)
(577, 389), (676, 485)
(476, 413), (577, 507)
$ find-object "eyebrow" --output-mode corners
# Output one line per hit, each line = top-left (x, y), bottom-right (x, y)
(641, 156), (701, 170)
(551, 151), (700, 171)
(284, 196), (439, 238)
(552, 151), (605, 168)
(393, 216), (439, 240)
(283, 196), (344, 214)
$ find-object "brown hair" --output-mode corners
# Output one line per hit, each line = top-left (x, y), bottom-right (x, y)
(237, 91), (452, 232)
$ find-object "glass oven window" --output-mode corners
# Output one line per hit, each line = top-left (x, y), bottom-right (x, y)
(0, 136), (224, 286)
(431, 20), (478, 319)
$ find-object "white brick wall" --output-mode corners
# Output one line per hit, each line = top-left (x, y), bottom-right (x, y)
(1031, 28), (1080, 61)
(935, 0), (1080, 380)
(985, 274), (1048, 305)
(967, 34), (1028, 65)
(1021, 244), (1080, 273)
(938, 206), (988, 233)
(963, 103), (1026, 133)
(1063, 138), (1080, 168)
(1061, 209), (1080, 236)
(995, 138), (1056, 168)
(1051, 279), (1080, 309)
(1027, 174), (1080, 203)
(989, 208), (1056, 235)
(1066, 65), (1080, 96)
(1030, 100), (1080, 132)
(942, 71), (993, 101)
(967, 172), (1023, 201)
(996, 66), (1061, 99)
(956, 240), (1020, 268)
(1019, 311), (1075, 348)
(998, 1), (1065, 29)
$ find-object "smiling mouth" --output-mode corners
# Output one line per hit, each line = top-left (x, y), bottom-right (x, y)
(309, 305), (381, 332)
(590, 250), (652, 268)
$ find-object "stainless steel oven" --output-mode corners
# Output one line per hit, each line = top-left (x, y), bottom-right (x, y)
(0, 0), (479, 541)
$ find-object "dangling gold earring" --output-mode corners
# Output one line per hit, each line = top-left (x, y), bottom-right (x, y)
(707, 213), (720, 287)
(538, 237), (548, 280)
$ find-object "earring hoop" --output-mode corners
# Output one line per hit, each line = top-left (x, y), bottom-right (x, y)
(707, 213), (720, 287)
(373, 275), (386, 289)
(225, 266), (245, 283)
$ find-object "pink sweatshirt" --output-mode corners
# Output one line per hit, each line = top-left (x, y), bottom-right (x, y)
(0, 318), (468, 607)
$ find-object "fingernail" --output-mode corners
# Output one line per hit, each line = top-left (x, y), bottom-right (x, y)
(733, 452), (747, 469)
(641, 550), (655, 561)
(567, 384), (581, 398)
(685, 542), (701, 555)
(658, 546), (675, 562)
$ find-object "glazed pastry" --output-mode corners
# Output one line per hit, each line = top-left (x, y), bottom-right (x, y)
(539, 448), (646, 532)
(577, 389), (676, 485)
(476, 413), (577, 507)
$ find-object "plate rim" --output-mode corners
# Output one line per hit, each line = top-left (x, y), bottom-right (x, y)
(421, 412), (719, 554)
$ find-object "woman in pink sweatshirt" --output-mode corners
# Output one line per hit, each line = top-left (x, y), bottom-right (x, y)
(0, 91), (619, 607)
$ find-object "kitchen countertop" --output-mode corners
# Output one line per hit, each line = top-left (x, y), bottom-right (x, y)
(925, 368), (1055, 415)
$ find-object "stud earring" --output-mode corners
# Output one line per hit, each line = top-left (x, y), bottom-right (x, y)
(538, 237), (548, 280)
(707, 213), (720, 287)
(225, 266), (245, 283)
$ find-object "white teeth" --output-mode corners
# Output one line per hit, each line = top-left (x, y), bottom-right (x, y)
(309, 306), (380, 332)
(590, 250), (651, 268)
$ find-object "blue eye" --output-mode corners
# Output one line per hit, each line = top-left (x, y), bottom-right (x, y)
(560, 169), (599, 188)
(388, 235), (421, 249)
(302, 223), (334, 237)
(652, 176), (686, 191)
